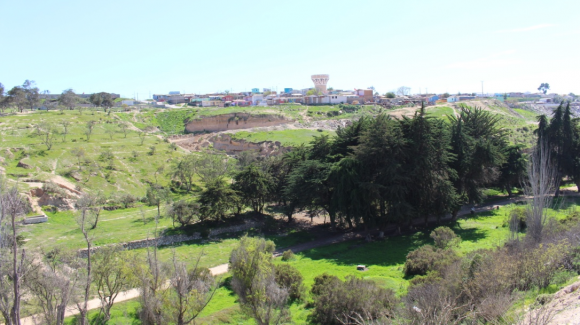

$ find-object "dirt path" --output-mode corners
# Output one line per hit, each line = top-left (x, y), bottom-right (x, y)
(519, 277), (580, 325)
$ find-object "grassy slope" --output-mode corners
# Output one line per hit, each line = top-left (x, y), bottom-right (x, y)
(0, 110), (182, 197)
(231, 129), (336, 146)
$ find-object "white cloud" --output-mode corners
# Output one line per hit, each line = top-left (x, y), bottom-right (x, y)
(497, 24), (554, 33)
(445, 50), (521, 69)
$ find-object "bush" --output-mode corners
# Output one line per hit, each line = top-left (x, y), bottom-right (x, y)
(274, 264), (304, 301)
(310, 275), (396, 325)
(281, 249), (295, 261)
(338, 104), (360, 113)
(430, 226), (460, 249)
(310, 273), (340, 296)
(550, 270), (576, 285)
(403, 245), (457, 277)
(506, 207), (527, 231)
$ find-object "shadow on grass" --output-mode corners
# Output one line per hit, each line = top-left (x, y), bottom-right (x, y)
(298, 218), (490, 268)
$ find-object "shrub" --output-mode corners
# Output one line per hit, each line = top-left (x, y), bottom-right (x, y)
(430, 226), (460, 249)
(310, 273), (340, 296)
(274, 264), (304, 301)
(403, 245), (457, 277)
(281, 249), (295, 261)
(550, 270), (576, 285)
(507, 207), (527, 231)
(310, 275), (396, 325)
(42, 205), (57, 213)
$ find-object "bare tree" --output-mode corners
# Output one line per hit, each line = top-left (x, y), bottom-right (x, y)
(134, 239), (168, 325)
(104, 124), (116, 140)
(523, 140), (556, 243)
(118, 122), (129, 138)
(37, 122), (57, 150)
(60, 120), (71, 142)
(25, 248), (78, 325)
(138, 131), (146, 145)
(71, 147), (85, 171)
(75, 192), (106, 229)
(166, 252), (217, 325)
(396, 86), (411, 96)
(84, 120), (96, 141)
(75, 207), (96, 325)
(92, 246), (135, 323)
(0, 181), (29, 325)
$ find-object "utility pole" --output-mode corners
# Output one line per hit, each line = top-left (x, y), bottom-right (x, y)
(481, 81), (484, 96)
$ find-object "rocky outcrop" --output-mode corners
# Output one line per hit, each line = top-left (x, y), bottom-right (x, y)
(212, 134), (290, 156)
(17, 160), (32, 169)
(185, 113), (289, 133)
(175, 133), (290, 156)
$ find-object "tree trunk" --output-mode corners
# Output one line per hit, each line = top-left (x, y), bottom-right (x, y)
(11, 213), (21, 325)
(506, 187), (513, 197)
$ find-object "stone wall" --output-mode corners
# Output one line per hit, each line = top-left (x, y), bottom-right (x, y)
(185, 113), (289, 133)
(78, 220), (264, 257)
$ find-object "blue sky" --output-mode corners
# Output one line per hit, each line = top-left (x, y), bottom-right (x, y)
(1, 0), (579, 98)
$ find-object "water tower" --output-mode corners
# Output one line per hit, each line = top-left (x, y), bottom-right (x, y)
(311, 74), (329, 94)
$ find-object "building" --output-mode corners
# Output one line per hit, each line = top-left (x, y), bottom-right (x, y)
(324, 95), (347, 104)
(284, 88), (293, 94)
(447, 95), (476, 103)
(355, 89), (374, 103)
(251, 94), (264, 105)
(311, 74), (329, 94)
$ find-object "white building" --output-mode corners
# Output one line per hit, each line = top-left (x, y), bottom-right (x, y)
(252, 94), (264, 105)
(322, 95), (347, 104)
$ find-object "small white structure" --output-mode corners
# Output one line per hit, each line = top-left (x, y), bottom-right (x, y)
(252, 94), (264, 106)
(121, 100), (134, 106)
(322, 95), (347, 104)
(24, 215), (48, 224)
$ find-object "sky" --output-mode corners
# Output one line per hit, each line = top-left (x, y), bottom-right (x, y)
(1, 0), (579, 98)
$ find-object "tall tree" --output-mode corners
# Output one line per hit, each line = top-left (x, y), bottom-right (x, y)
(230, 237), (289, 325)
(497, 144), (527, 196)
(7, 86), (26, 113)
(538, 83), (550, 94)
(198, 179), (240, 221)
(22, 80), (40, 111)
(448, 105), (507, 217)
(233, 164), (273, 214)
(400, 105), (457, 226)
(353, 114), (408, 229)
(89, 92), (114, 112)
(59, 89), (78, 110)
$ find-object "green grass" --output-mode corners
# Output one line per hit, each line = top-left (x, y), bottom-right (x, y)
(231, 129), (336, 146)
(59, 197), (580, 324)
(426, 106), (454, 119)
(513, 108), (539, 120)
(196, 204), (523, 323)
(0, 110), (183, 196)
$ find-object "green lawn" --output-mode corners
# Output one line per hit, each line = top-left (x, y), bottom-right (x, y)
(426, 106), (454, 119)
(231, 129), (335, 146)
